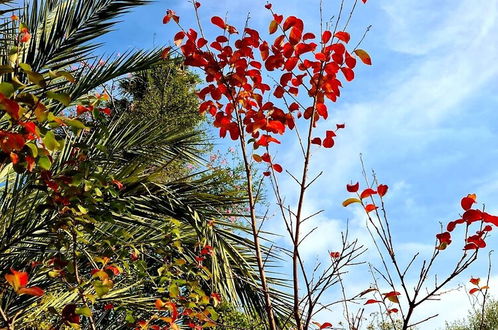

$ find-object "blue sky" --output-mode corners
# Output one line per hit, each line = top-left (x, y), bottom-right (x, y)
(100, 0), (498, 328)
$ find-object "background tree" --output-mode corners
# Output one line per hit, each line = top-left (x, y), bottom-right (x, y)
(0, 0), (289, 328)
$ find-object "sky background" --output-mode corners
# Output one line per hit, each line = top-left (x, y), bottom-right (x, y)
(99, 0), (498, 328)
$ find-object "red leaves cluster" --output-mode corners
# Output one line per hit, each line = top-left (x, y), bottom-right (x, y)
(164, 4), (370, 168)
(437, 194), (497, 251)
(5, 269), (44, 296)
(343, 182), (388, 214)
(468, 277), (490, 295)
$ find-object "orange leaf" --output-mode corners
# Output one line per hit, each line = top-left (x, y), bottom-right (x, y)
(384, 291), (401, 303)
(334, 31), (350, 43)
(342, 198), (361, 207)
(360, 188), (377, 199)
(253, 154), (263, 162)
(269, 20), (278, 34)
(5, 269), (29, 292)
(353, 49), (372, 65)
(18, 286), (44, 296)
(365, 204), (378, 213)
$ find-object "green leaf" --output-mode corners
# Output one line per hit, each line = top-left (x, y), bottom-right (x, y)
(205, 306), (219, 321)
(42, 131), (60, 151)
(38, 156), (52, 170)
(168, 282), (180, 298)
(27, 72), (46, 88)
(77, 205), (88, 214)
(26, 143), (38, 157)
(50, 70), (76, 83)
(63, 118), (88, 130)
(93, 280), (110, 298)
(75, 306), (92, 317)
(0, 83), (15, 97)
(19, 63), (33, 71)
(46, 91), (71, 106)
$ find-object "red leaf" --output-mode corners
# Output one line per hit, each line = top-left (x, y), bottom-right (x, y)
(163, 9), (179, 24)
(387, 308), (399, 314)
(161, 47), (171, 59)
(316, 103), (328, 118)
(461, 196), (476, 210)
(336, 123), (345, 129)
(365, 299), (382, 305)
(5, 269), (29, 292)
(303, 32), (315, 40)
(195, 1), (201, 8)
(283, 16), (297, 31)
(365, 204), (378, 213)
(436, 232), (452, 244)
(257, 135), (280, 147)
(483, 212), (498, 226)
(464, 243), (478, 250)
(447, 219), (464, 232)
(104, 303), (114, 310)
(341, 67), (355, 81)
(463, 209), (483, 223)
(470, 277), (480, 286)
(320, 323), (333, 329)
(329, 252), (340, 259)
(174, 31), (185, 46)
(322, 31), (332, 43)
(10, 152), (19, 164)
(311, 137), (322, 146)
(289, 26), (303, 45)
(262, 153), (271, 163)
(211, 16), (226, 29)
(197, 38), (208, 48)
(273, 164), (283, 173)
(334, 31), (350, 43)
(265, 3), (272, 9)
(469, 288), (480, 295)
(112, 179), (124, 190)
(347, 182), (359, 193)
(285, 57), (299, 71)
(377, 184), (388, 197)
(323, 138), (334, 148)
(362, 0), (367, 3)
(315, 52), (327, 61)
(354, 49), (372, 65)
(0, 93), (20, 120)
(360, 188), (377, 199)
(273, 14), (283, 24)
(263, 171), (271, 177)
(18, 286), (44, 296)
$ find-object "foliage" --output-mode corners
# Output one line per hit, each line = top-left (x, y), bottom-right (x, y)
(0, 1), (286, 328)
(445, 299), (498, 330)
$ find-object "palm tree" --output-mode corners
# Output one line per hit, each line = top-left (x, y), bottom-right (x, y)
(0, 1), (290, 327)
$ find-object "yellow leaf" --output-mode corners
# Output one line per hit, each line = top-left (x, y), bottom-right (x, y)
(342, 198), (361, 207)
